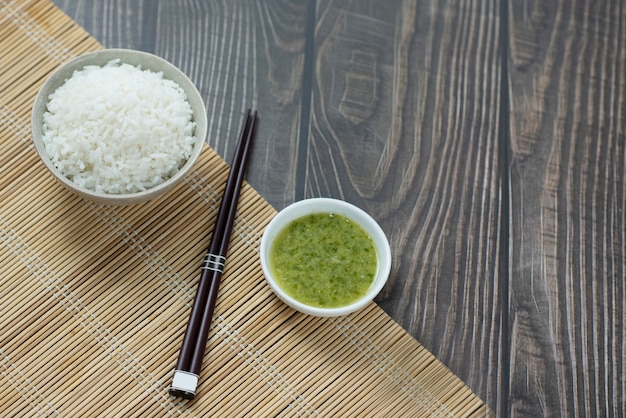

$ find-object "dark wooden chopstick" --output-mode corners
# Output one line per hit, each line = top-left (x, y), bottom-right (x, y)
(170, 109), (257, 399)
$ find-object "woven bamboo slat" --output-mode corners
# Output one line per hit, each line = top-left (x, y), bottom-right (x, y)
(0, 1), (492, 416)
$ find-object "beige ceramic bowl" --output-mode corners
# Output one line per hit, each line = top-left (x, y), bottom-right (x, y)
(260, 198), (392, 317)
(31, 49), (207, 205)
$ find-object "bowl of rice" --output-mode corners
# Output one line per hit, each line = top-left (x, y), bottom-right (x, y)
(31, 49), (207, 205)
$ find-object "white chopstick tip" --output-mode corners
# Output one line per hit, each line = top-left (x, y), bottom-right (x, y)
(170, 370), (199, 399)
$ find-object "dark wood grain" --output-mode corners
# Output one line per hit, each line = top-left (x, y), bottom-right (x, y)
(508, 0), (625, 416)
(48, 0), (626, 416)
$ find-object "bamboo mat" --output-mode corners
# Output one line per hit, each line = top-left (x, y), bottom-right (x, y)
(0, 1), (492, 416)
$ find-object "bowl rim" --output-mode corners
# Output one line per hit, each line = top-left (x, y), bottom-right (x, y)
(260, 197), (392, 317)
(31, 48), (207, 205)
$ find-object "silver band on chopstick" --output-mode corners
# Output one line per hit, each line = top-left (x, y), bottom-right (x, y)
(202, 253), (225, 272)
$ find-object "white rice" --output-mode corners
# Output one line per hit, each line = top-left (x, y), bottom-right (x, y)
(42, 59), (196, 194)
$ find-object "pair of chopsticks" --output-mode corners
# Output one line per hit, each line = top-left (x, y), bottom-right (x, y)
(170, 109), (258, 399)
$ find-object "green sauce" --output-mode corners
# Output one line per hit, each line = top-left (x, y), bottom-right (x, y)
(269, 212), (378, 308)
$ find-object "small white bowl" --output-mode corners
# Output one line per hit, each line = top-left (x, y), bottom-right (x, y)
(31, 49), (207, 205)
(260, 198), (391, 317)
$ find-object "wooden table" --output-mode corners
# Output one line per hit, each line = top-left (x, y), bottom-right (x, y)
(49, 1), (625, 416)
